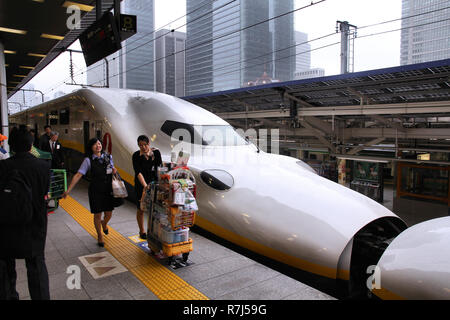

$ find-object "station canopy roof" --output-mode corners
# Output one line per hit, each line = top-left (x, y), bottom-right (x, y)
(0, 0), (119, 98)
(184, 58), (450, 117)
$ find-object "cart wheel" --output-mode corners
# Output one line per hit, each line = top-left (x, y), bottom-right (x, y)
(182, 253), (189, 262)
(167, 256), (174, 265)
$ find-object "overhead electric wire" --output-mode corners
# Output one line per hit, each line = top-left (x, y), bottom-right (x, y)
(69, 0), (239, 85)
(27, 1), (449, 106)
(81, 2), (450, 90)
(40, 0), (234, 96)
(357, 17), (450, 39)
(142, 13), (450, 92)
(358, 5), (450, 29)
(85, 0), (327, 88)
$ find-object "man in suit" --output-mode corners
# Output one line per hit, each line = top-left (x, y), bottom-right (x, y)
(0, 127), (51, 300)
(41, 131), (64, 169)
(38, 125), (52, 151)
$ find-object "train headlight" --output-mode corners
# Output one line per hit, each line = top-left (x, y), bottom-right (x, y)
(200, 170), (234, 191)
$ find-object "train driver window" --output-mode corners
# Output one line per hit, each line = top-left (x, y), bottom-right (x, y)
(161, 120), (249, 146)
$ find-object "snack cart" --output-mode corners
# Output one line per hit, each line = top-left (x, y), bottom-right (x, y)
(145, 165), (197, 265)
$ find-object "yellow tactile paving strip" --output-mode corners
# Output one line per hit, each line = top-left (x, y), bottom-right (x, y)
(59, 196), (209, 300)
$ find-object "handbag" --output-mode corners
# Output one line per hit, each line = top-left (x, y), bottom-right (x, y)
(112, 173), (128, 198)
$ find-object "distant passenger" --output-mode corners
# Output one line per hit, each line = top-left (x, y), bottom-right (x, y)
(132, 135), (162, 239)
(0, 127), (51, 300)
(41, 131), (64, 169)
(0, 134), (8, 160)
(62, 138), (118, 247)
(29, 129), (40, 148)
(38, 125), (52, 150)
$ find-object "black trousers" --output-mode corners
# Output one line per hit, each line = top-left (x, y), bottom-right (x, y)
(0, 255), (50, 300)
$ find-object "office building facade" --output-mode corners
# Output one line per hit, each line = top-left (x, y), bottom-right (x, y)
(295, 31), (311, 73)
(185, 0), (295, 96)
(400, 0), (450, 65)
(155, 29), (186, 97)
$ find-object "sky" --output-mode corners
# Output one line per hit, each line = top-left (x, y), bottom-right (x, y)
(9, 0), (403, 108)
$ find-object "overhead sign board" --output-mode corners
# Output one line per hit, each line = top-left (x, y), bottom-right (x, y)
(79, 12), (122, 67)
(119, 14), (137, 42)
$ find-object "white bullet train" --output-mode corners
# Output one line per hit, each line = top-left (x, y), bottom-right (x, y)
(9, 88), (450, 300)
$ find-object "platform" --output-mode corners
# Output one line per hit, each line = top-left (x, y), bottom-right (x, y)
(13, 177), (335, 300)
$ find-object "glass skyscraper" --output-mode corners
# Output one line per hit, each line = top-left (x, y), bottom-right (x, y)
(155, 29), (186, 97)
(400, 0), (450, 65)
(185, 0), (295, 96)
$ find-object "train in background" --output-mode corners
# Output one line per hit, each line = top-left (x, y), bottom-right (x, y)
(9, 88), (450, 300)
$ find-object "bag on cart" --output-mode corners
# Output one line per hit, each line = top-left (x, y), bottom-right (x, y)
(0, 168), (33, 225)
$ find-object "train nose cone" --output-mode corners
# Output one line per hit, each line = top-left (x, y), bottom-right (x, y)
(191, 147), (402, 279)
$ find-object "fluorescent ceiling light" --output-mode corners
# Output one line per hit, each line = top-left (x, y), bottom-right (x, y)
(9, 81), (21, 84)
(19, 66), (34, 70)
(0, 27), (27, 35)
(41, 33), (64, 41)
(3, 50), (16, 54)
(62, 1), (94, 12)
(13, 74), (27, 78)
(5, 64), (8, 67)
(28, 53), (46, 58)
(32, 0), (45, 3)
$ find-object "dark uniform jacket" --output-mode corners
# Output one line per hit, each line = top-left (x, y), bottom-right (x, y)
(0, 152), (51, 258)
(38, 133), (51, 151)
(40, 140), (64, 169)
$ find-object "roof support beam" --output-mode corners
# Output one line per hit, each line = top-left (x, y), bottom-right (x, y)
(217, 100), (450, 119)
(298, 100), (450, 116)
(298, 119), (336, 153)
(301, 116), (334, 135)
(371, 114), (406, 132)
(346, 137), (386, 155)
(281, 90), (314, 108)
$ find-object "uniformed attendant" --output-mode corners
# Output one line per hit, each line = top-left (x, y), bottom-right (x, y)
(62, 138), (117, 247)
(132, 135), (162, 239)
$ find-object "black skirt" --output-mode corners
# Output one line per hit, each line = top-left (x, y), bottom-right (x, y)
(88, 177), (114, 214)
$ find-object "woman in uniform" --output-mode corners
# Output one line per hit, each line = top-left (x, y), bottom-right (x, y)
(132, 135), (162, 239)
(62, 138), (117, 247)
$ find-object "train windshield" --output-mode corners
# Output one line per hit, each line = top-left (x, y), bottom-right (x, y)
(161, 121), (249, 146)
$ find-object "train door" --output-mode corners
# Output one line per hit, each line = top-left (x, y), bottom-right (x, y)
(94, 120), (103, 140)
(83, 121), (89, 153)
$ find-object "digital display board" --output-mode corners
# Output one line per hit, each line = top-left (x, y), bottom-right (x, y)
(79, 12), (122, 67)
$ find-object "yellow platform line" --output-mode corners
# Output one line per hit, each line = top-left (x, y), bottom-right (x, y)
(59, 196), (209, 300)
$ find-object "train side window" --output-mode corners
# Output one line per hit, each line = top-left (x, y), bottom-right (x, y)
(60, 108), (70, 125)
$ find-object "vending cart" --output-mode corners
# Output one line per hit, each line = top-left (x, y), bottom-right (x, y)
(145, 165), (197, 265)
